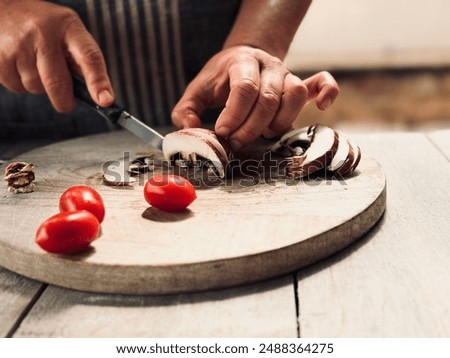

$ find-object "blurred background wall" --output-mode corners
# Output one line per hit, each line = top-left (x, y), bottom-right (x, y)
(285, 0), (450, 131)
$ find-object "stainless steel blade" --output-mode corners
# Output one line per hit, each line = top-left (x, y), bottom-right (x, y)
(117, 112), (164, 150)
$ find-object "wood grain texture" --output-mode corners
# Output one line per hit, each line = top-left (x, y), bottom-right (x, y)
(14, 275), (297, 338)
(0, 267), (43, 337)
(0, 131), (385, 294)
(297, 132), (450, 337)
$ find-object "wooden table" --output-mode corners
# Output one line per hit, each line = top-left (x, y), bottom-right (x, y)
(1, 128), (449, 338)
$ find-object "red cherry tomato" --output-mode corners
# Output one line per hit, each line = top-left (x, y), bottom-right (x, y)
(35, 211), (100, 254)
(59, 185), (105, 223)
(144, 174), (197, 212)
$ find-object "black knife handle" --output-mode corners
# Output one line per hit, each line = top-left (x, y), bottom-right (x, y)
(72, 74), (123, 123)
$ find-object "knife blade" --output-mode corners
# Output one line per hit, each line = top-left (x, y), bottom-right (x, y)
(72, 74), (164, 150)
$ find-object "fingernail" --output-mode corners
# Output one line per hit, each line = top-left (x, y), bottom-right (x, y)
(215, 126), (231, 138)
(263, 129), (277, 139)
(98, 90), (113, 105)
(229, 139), (242, 152)
(322, 98), (332, 110)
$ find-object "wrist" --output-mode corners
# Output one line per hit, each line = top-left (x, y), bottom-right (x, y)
(223, 37), (288, 60)
(223, 0), (311, 60)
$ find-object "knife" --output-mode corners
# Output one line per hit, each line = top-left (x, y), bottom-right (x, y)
(72, 74), (164, 150)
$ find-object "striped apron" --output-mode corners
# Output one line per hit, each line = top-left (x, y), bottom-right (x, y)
(0, 0), (240, 140)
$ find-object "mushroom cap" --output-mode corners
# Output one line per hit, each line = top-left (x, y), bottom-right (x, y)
(272, 124), (362, 179)
(162, 128), (232, 178)
(286, 124), (339, 179)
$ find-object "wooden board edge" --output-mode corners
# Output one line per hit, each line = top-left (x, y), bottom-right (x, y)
(0, 181), (387, 295)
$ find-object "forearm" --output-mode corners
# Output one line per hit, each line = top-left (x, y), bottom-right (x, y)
(223, 0), (312, 59)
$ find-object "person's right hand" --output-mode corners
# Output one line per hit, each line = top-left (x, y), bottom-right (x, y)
(0, 0), (114, 112)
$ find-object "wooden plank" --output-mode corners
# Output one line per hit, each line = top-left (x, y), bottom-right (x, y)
(14, 275), (297, 338)
(0, 131), (385, 295)
(428, 129), (450, 161)
(0, 268), (44, 337)
(297, 132), (450, 337)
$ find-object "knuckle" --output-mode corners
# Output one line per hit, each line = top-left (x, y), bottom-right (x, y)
(269, 121), (292, 134)
(318, 71), (339, 88)
(52, 95), (75, 112)
(288, 82), (308, 102)
(58, 7), (81, 28)
(258, 91), (281, 113)
(321, 83), (340, 99)
(23, 76), (45, 94)
(235, 78), (259, 99)
(0, 50), (12, 62)
(43, 76), (68, 94)
(5, 82), (25, 94)
(23, 16), (44, 33)
(265, 57), (284, 69)
(25, 7), (79, 33)
(225, 113), (243, 127)
(81, 45), (103, 65)
(171, 105), (189, 123)
(236, 126), (260, 144)
(0, 70), (23, 93)
(238, 125), (260, 142)
(319, 70), (334, 80)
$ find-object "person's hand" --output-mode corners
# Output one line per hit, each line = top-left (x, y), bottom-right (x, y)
(0, 0), (114, 112)
(172, 45), (339, 151)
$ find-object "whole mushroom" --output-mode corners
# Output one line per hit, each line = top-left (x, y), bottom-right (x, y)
(4, 161), (35, 193)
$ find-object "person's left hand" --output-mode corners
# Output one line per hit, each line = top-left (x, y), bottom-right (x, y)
(172, 45), (339, 151)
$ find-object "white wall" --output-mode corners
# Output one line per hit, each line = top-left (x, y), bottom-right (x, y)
(285, 0), (450, 71)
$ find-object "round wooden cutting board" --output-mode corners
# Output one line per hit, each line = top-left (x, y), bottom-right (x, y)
(0, 130), (386, 295)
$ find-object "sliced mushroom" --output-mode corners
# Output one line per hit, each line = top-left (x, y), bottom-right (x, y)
(347, 140), (362, 175)
(327, 131), (350, 172)
(271, 126), (314, 156)
(272, 124), (362, 179)
(162, 128), (233, 178)
(333, 139), (355, 176)
(128, 156), (154, 175)
(284, 125), (339, 179)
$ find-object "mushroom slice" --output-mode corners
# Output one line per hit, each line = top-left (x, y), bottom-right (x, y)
(271, 126), (315, 156)
(333, 139), (355, 177)
(348, 140), (362, 174)
(285, 124), (339, 179)
(128, 156), (154, 175)
(335, 140), (362, 177)
(179, 128), (232, 163)
(162, 128), (232, 178)
(327, 131), (350, 172)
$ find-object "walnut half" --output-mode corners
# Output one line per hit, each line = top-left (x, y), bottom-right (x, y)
(4, 161), (35, 193)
